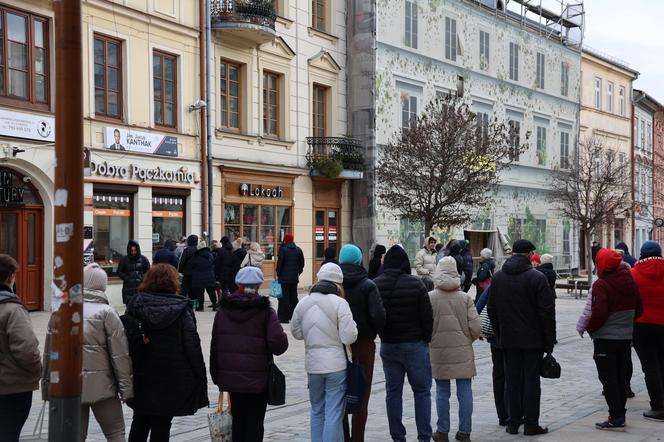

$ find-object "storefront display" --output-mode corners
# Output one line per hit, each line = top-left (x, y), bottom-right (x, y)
(152, 195), (185, 251)
(92, 192), (132, 276)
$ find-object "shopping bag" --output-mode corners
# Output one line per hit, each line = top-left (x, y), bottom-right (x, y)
(269, 280), (283, 299)
(343, 346), (367, 415)
(208, 392), (232, 442)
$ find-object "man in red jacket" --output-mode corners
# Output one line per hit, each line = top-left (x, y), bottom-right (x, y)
(631, 240), (664, 422)
(587, 249), (641, 431)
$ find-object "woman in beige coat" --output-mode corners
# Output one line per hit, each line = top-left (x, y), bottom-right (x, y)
(429, 257), (482, 442)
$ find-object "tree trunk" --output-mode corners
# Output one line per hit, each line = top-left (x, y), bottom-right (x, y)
(585, 231), (594, 285)
(424, 219), (434, 240)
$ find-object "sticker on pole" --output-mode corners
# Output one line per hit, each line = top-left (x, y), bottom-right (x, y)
(55, 223), (74, 242)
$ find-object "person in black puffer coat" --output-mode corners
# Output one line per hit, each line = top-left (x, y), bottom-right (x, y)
(368, 244), (386, 280)
(461, 240), (474, 293)
(214, 237), (236, 294)
(153, 239), (178, 268)
(448, 240), (465, 279)
(374, 245), (433, 442)
(122, 264), (208, 441)
(275, 233), (305, 323)
(189, 241), (217, 311)
(177, 234), (199, 298)
(231, 238), (248, 286)
(117, 240), (151, 305)
(536, 253), (557, 298)
(339, 244), (386, 441)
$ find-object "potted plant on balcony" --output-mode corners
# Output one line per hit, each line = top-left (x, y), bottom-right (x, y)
(313, 156), (343, 178)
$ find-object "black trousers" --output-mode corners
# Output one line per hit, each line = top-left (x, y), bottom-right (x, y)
(207, 287), (218, 306)
(0, 391), (32, 442)
(594, 339), (631, 419)
(277, 283), (298, 322)
(181, 275), (192, 298)
(128, 413), (173, 442)
(503, 348), (543, 427)
(634, 323), (664, 410)
(491, 345), (508, 423)
(229, 391), (268, 442)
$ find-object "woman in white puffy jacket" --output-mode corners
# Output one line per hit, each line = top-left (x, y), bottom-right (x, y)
(292, 262), (358, 442)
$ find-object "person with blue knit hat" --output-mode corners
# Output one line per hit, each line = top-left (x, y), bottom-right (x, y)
(338, 244), (386, 440)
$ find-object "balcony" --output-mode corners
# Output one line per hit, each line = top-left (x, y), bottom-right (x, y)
(211, 0), (277, 45)
(306, 137), (365, 179)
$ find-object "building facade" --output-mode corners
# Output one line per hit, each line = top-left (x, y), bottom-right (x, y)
(0, 0), (204, 308)
(651, 107), (664, 244)
(349, 0), (584, 268)
(579, 48), (638, 258)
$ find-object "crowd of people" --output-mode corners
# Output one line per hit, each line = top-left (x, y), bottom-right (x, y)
(0, 232), (662, 442)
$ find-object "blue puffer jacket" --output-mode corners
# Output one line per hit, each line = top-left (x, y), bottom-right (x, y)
(276, 242), (304, 284)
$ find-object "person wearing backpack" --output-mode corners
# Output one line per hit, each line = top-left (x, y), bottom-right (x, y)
(240, 242), (266, 269)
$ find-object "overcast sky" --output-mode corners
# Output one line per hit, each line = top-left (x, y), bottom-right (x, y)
(582, 0), (664, 104)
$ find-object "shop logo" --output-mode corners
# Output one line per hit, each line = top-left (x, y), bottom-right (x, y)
(90, 161), (195, 184)
(0, 171), (24, 206)
(240, 183), (283, 198)
(37, 120), (52, 139)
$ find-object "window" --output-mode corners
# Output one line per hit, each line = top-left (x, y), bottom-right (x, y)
(312, 84), (327, 136)
(619, 152), (626, 180)
(560, 131), (570, 169)
(152, 195), (185, 255)
(647, 122), (652, 151)
(476, 111), (489, 145)
(536, 52), (545, 89)
(641, 120), (646, 148)
(0, 8), (49, 105)
(94, 34), (122, 118)
(220, 60), (241, 129)
(509, 42), (519, 81)
(508, 216), (546, 246)
(445, 17), (457, 61)
(607, 82), (614, 113)
(93, 192), (132, 277)
(401, 92), (417, 129)
(479, 30), (489, 70)
(536, 126), (547, 166)
(594, 77), (601, 110)
(263, 71), (279, 137)
(560, 61), (569, 97)
(312, 0), (326, 31)
(619, 86), (625, 116)
(635, 117), (640, 147)
(223, 203), (291, 260)
(508, 120), (521, 162)
(153, 51), (177, 128)
(563, 220), (571, 256)
(404, 1), (418, 49)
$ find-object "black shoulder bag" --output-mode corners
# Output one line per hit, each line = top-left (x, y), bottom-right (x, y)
(264, 309), (286, 405)
(343, 344), (367, 415)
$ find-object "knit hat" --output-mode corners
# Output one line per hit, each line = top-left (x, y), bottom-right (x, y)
(480, 248), (493, 259)
(513, 239), (536, 254)
(317, 262), (344, 284)
(284, 233), (294, 243)
(84, 263), (107, 292)
(235, 266), (264, 285)
(531, 254), (541, 264)
(640, 240), (662, 260)
(540, 254), (554, 265)
(596, 248), (622, 274)
(339, 244), (363, 265)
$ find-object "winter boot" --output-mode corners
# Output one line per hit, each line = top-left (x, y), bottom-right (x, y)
(643, 409), (664, 422)
(455, 431), (471, 442)
(524, 425), (548, 435)
(432, 432), (449, 442)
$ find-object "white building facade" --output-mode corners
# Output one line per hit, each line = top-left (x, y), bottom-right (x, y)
(633, 90), (657, 254)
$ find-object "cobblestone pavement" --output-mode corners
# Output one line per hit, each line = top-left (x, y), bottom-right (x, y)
(21, 291), (664, 441)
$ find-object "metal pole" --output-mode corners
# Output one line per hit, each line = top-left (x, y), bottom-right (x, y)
(206, 0), (215, 237)
(49, 0), (84, 440)
(199, 0), (209, 235)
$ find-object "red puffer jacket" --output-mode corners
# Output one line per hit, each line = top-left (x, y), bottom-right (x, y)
(632, 256), (664, 325)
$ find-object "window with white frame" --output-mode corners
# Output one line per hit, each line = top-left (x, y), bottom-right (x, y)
(445, 17), (457, 61)
(635, 117), (640, 147)
(509, 119), (521, 162)
(509, 42), (519, 81)
(404, 0), (418, 49)
(594, 78), (601, 110)
(641, 120), (646, 148)
(560, 61), (569, 97)
(563, 220), (571, 256)
(479, 30), (489, 70)
(607, 82), (614, 113)
(560, 131), (570, 169)
(476, 111), (489, 145)
(647, 122), (652, 151)
(401, 92), (417, 129)
(536, 126), (547, 166)
(536, 52), (545, 89)
(619, 86), (625, 116)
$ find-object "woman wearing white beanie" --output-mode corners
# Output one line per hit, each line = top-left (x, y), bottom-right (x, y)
(291, 263), (358, 442)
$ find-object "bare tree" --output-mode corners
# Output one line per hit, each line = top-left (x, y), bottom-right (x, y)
(549, 137), (633, 283)
(376, 94), (524, 236)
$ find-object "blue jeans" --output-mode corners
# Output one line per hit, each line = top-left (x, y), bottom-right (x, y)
(308, 370), (346, 442)
(435, 378), (473, 435)
(380, 341), (432, 442)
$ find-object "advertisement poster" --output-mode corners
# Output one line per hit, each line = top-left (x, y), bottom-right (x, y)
(104, 127), (178, 157)
(0, 109), (55, 142)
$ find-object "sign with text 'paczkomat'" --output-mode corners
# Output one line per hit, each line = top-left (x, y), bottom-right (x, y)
(104, 127), (177, 157)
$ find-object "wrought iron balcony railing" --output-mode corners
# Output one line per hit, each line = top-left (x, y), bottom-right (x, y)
(211, 0), (277, 34)
(306, 137), (365, 172)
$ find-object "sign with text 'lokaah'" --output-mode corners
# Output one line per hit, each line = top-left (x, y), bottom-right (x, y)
(104, 127), (177, 157)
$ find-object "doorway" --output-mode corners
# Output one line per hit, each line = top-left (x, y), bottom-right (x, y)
(312, 179), (342, 275)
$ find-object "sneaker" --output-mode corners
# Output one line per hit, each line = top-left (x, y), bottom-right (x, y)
(595, 416), (626, 431)
(455, 432), (471, 442)
(524, 425), (548, 436)
(643, 409), (664, 422)
(432, 433), (449, 442)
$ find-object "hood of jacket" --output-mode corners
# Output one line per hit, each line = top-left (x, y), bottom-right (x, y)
(433, 259), (461, 291)
(310, 280), (339, 296)
(615, 242), (631, 255)
(219, 292), (269, 322)
(126, 240), (141, 257)
(83, 288), (110, 304)
(598, 262), (634, 286)
(502, 254), (533, 275)
(372, 244), (386, 259)
(128, 292), (190, 329)
(340, 263), (368, 289)
(448, 240), (462, 256)
(163, 239), (176, 251)
(221, 240), (233, 252)
(383, 245), (411, 274)
(284, 242), (297, 251)
(0, 285), (20, 305)
(186, 234), (199, 247)
(633, 256), (664, 280)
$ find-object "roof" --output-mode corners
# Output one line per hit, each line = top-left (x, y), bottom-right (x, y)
(582, 46), (640, 77)
(633, 89), (664, 113)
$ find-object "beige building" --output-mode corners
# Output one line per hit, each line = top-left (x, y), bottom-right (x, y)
(580, 48), (638, 258)
(0, 0), (204, 308)
(209, 0), (362, 287)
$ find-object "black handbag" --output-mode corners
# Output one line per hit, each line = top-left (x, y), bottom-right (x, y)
(540, 353), (561, 379)
(343, 345), (367, 415)
(264, 310), (286, 405)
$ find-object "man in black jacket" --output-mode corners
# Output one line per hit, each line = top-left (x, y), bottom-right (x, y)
(117, 240), (151, 305)
(214, 237), (236, 294)
(177, 234), (198, 298)
(461, 240), (474, 292)
(374, 245), (433, 442)
(275, 233), (304, 323)
(488, 239), (556, 436)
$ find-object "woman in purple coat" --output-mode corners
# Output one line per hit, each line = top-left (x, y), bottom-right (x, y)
(210, 267), (288, 442)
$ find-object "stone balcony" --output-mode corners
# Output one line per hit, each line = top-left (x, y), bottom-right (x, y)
(211, 0), (277, 45)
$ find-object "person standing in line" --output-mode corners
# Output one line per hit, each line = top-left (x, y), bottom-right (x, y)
(414, 236), (438, 277)
(174, 236), (187, 262)
(215, 236), (236, 294)
(339, 244), (386, 441)
(460, 241), (474, 293)
(153, 239), (178, 268)
(0, 255), (42, 442)
(447, 241), (465, 280)
(586, 248), (641, 431)
(615, 242), (637, 267)
(189, 240), (217, 311)
(429, 257), (482, 442)
(631, 240), (664, 422)
(118, 240), (151, 305)
(487, 240), (555, 436)
(291, 263), (358, 442)
(276, 233), (305, 323)
(368, 244), (386, 280)
(374, 245), (434, 442)
(210, 267), (289, 441)
(592, 240), (601, 274)
(123, 264), (208, 441)
(177, 234), (199, 298)
(535, 254), (557, 295)
(241, 242), (266, 269)
(322, 246), (339, 267)
(472, 248), (494, 303)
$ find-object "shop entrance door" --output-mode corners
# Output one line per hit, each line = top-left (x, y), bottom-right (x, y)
(314, 208), (340, 272)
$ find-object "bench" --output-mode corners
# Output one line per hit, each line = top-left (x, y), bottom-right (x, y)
(555, 279), (591, 299)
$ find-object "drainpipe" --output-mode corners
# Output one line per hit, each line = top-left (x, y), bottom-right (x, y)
(199, 0), (208, 236)
(206, 0), (215, 238)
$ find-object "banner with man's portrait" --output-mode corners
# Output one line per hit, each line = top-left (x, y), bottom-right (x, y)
(104, 127), (178, 157)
